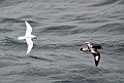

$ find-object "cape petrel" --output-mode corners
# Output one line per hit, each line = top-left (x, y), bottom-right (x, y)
(80, 42), (102, 67)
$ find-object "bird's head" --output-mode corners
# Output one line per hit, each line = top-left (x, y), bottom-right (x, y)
(85, 42), (93, 47)
(85, 42), (91, 45)
(85, 42), (90, 44)
(33, 35), (37, 39)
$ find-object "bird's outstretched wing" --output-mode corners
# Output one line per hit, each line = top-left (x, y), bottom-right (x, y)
(92, 52), (100, 67)
(92, 44), (102, 49)
(26, 39), (33, 55)
(25, 21), (32, 36)
(80, 47), (90, 52)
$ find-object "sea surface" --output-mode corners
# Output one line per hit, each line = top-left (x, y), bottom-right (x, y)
(0, 0), (124, 83)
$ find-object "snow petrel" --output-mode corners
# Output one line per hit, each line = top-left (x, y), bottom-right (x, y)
(18, 21), (37, 55)
(80, 42), (102, 67)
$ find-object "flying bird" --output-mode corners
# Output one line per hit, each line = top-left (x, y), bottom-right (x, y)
(80, 42), (102, 67)
(18, 21), (37, 55)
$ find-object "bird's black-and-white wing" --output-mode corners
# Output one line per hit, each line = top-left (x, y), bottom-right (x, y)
(91, 51), (100, 67)
(80, 47), (90, 52)
(92, 44), (102, 49)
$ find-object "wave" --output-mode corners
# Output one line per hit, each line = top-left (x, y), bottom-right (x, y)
(97, 22), (124, 35)
(0, 28), (13, 33)
(0, 0), (25, 8)
(28, 55), (54, 62)
(90, 0), (120, 7)
(0, 17), (37, 24)
(39, 25), (76, 36)
(0, 37), (27, 51)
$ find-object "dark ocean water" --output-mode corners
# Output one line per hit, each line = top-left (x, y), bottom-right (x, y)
(0, 0), (124, 83)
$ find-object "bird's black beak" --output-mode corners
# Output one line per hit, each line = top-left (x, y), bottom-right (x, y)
(33, 37), (37, 40)
(35, 37), (37, 39)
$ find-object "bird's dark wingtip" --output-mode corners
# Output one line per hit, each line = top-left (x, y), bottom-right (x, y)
(80, 48), (83, 51)
(92, 44), (103, 49)
(95, 63), (98, 67)
(95, 60), (99, 67)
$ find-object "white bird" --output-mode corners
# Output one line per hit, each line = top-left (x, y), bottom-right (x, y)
(18, 21), (37, 55)
(80, 42), (102, 67)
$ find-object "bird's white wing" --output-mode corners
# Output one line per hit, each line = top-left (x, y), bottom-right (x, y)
(26, 39), (33, 55)
(25, 21), (32, 36)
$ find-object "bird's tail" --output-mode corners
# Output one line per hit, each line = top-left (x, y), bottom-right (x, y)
(18, 36), (26, 40)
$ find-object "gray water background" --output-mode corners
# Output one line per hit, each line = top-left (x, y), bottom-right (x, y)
(0, 0), (124, 83)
